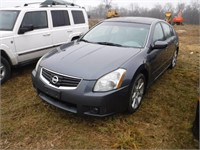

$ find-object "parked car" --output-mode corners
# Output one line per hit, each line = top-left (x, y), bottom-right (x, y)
(32, 17), (179, 117)
(0, 0), (89, 84)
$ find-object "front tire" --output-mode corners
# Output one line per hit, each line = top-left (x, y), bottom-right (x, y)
(0, 57), (11, 84)
(127, 73), (146, 113)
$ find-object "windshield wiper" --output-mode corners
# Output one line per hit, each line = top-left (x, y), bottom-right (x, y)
(80, 39), (90, 43)
(96, 42), (123, 47)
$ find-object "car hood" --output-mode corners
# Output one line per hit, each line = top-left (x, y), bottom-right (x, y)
(0, 31), (14, 38)
(40, 41), (141, 80)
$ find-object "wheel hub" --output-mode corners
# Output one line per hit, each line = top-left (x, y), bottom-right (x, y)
(131, 78), (144, 109)
(172, 51), (177, 67)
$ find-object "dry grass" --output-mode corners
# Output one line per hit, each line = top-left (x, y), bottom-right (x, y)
(1, 23), (199, 149)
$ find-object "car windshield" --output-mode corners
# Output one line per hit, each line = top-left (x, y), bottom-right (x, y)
(82, 21), (150, 48)
(0, 10), (20, 31)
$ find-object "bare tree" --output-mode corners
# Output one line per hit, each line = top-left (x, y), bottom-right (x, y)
(102, 0), (112, 9)
(183, 0), (200, 24)
(163, 2), (174, 12)
(176, 3), (185, 12)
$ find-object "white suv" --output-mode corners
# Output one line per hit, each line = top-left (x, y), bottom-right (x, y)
(0, 1), (89, 83)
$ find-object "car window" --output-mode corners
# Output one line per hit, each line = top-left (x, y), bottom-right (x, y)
(0, 10), (20, 31)
(71, 10), (85, 24)
(161, 23), (171, 39)
(170, 26), (175, 36)
(21, 11), (48, 29)
(82, 22), (150, 48)
(153, 23), (164, 43)
(51, 10), (70, 27)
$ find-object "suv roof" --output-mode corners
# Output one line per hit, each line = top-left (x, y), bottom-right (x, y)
(0, 0), (85, 10)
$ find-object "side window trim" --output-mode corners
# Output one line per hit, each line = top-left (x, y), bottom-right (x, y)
(160, 22), (167, 40)
(71, 10), (85, 24)
(51, 10), (70, 27)
(20, 11), (48, 30)
(160, 22), (171, 40)
(153, 22), (165, 43)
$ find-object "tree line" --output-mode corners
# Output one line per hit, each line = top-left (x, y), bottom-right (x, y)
(87, 0), (200, 25)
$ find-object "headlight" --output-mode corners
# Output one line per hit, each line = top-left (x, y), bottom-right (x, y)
(94, 69), (126, 92)
(35, 54), (46, 71)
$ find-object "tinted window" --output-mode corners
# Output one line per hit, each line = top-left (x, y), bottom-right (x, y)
(170, 26), (175, 36)
(51, 10), (70, 27)
(21, 11), (48, 29)
(161, 23), (171, 39)
(153, 23), (164, 42)
(72, 10), (85, 24)
(0, 10), (20, 31)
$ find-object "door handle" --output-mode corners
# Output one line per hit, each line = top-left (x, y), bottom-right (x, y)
(67, 30), (73, 33)
(43, 33), (51, 36)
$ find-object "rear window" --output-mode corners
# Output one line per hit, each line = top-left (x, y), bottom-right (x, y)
(71, 10), (85, 24)
(51, 10), (70, 27)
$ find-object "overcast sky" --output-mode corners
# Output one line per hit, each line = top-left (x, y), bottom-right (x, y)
(0, 0), (191, 9)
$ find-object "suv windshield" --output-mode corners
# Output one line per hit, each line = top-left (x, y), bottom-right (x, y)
(82, 21), (150, 48)
(0, 10), (20, 31)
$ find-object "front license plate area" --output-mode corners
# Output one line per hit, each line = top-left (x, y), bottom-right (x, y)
(44, 86), (60, 99)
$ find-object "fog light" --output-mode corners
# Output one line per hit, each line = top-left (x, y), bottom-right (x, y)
(91, 107), (99, 114)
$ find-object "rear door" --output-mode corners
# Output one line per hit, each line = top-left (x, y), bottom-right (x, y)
(71, 10), (89, 37)
(14, 10), (53, 62)
(50, 10), (71, 45)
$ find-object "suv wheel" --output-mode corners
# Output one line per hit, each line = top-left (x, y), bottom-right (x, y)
(0, 57), (11, 84)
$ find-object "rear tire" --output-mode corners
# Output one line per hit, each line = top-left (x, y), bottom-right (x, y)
(170, 50), (178, 69)
(0, 56), (11, 84)
(127, 73), (146, 113)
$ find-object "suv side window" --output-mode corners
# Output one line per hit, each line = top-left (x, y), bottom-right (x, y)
(153, 23), (164, 43)
(21, 11), (48, 29)
(161, 23), (171, 39)
(72, 10), (85, 24)
(51, 10), (70, 27)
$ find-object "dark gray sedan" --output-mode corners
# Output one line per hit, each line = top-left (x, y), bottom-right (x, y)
(32, 17), (179, 117)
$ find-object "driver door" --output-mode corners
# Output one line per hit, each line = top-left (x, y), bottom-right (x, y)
(148, 23), (168, 80)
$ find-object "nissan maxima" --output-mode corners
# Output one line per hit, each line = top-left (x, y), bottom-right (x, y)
(32, 17), (179, 117)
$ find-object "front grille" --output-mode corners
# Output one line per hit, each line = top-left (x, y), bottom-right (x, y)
(41, 68), (81, 88)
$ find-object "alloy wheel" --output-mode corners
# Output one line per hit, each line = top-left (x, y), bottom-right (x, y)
(172, 50), (178, 68)
(131, 76), (145, 109)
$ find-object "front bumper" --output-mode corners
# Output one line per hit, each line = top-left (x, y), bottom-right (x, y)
(32, 69), (130, 117)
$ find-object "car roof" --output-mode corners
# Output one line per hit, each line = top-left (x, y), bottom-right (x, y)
(105, 17), (163, 25)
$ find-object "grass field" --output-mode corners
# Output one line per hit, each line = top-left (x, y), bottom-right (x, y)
(1, 23), (199, 149)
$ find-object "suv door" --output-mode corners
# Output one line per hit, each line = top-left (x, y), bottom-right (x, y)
(14, 11), (52, 62)
(51, 10), (71, 45)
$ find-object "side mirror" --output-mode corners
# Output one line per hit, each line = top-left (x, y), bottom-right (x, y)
(18, 24), (34, 34)
(152, 41), (168, 49)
